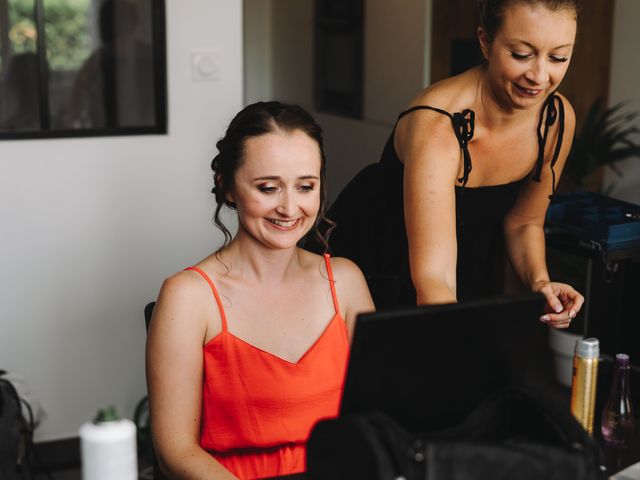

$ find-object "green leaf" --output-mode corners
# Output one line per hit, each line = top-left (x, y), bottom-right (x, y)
(567, 98), (640, 192)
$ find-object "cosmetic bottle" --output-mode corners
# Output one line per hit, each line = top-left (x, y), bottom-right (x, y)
(601, 353), (635, 446)
(570, 337), (599, 436)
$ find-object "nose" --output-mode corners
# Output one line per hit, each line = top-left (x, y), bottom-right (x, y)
(525, 58), (548, 86)
(276, 189), (297, 217)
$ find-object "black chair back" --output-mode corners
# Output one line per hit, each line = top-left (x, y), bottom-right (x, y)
(143, 300), (167, 479)
(144, 301), (156, 332)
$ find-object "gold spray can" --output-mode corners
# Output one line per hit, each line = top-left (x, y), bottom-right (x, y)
(570, 337), (599, 436)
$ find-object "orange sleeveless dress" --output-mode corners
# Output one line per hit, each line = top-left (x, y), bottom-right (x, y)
(185, 254), (349, 479)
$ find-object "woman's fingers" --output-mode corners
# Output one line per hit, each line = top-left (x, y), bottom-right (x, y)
(539, 284), (564, 314)
(539, 286), (577, 327)
(566, 291), (585, 317)
(540, 312), (573, 328)
(538, 282), (585, 319)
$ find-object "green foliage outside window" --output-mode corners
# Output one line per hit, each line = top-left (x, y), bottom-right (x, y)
(7, 0), (91, 70)
(44, 0), (91, 70)
(7, 1), (36, 55)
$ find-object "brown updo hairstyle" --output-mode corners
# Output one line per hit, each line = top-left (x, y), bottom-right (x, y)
(478, 0), (579, 40)
(211, 101), (334, 251)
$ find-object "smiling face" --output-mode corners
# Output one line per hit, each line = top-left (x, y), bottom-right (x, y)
(479, 3), (576, 110)
(228, 129), (322, 250)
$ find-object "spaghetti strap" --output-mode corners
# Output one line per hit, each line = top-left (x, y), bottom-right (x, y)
(398, 105), (453, 121)
(531, 92), (565, 198)
(184, 266), (228, 331)
(323, 254), (341, 316)
(396, 105), (475, 187)
(398, 96), (564, 198)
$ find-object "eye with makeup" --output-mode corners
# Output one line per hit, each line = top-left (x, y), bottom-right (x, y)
(510, 51), (532, 61)
(256, 183), (279, 194)
(297, 182), (317, 193)
(549, 55), (569, 63)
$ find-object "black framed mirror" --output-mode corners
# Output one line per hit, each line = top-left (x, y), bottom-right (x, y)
(0, 0), (167, 140)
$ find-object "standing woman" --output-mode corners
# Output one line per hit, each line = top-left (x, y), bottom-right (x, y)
(326, 0), (583, 327)
(146, 102), (374, 479)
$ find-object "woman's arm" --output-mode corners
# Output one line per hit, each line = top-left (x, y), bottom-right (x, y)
(504, 95), (584, 328)
(397, 109), (463, 305)
(146, 273), (237, 479)
(330, 257), (375, 339)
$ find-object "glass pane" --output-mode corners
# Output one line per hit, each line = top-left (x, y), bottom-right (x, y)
(44, 0), (92, 129)
(56, 0), (157, 130)
(0, 0), (41, 131)
(0, 0), (163, 136)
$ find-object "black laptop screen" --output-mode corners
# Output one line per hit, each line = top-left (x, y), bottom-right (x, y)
(340, 294), (548, 433)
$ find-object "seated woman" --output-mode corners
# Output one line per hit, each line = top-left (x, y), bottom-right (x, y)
(146, 101), (374, 479)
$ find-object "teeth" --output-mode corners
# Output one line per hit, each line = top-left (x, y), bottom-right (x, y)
(518, 85), (539, 95)
(270, 219), (297, 227)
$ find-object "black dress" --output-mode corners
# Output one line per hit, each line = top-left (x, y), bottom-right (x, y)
(313, 94), (565, 309)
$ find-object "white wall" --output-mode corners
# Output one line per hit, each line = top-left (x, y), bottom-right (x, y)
(244, 0), (273, 104)
(316, 112), (393, 201)
(0, 0), (243, 441)
(245, 0), (431, 199)
(270, 0), (314, 107)
(364, 0), (427, 124)
(605, 0), (640, 203)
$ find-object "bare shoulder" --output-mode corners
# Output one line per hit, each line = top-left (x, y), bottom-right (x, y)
(326, 256), (366, 282)
(157, 269), (211, 307)
(399, 80), (458, 135)
(296, 251), (373, 334)
(151, 268), (220, 340)
(395, 98), (460, 167)
(396, 69), (480, 166)
(408, 68), (480, 113)
(296, 249), (363, 282)
(326, 256), (372, 305)
(328, 256), (375, 333)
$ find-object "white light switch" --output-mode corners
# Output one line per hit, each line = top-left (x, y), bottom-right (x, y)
(191, 50), (220, 81)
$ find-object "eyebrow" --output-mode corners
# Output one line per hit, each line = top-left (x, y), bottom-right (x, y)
(253, 175), (320, 181)
(510, 40), (573, 50)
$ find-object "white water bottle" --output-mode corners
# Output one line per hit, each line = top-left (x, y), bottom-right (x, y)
(79, 406), (138, 480)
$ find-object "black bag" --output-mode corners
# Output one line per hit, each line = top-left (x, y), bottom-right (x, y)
(0, 372), (34, 480)
(307, 389), (605, 480)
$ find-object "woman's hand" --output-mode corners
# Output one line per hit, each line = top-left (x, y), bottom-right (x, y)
(533, 281), (584, 329)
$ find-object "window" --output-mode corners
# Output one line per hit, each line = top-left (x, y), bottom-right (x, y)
(0, 0), (166, 139)
(314, 0), (364, 119)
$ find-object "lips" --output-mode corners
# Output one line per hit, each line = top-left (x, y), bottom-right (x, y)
(514, 84), (543, 98)
(266, 218), (300, 230)
(514, 83), (543, 97)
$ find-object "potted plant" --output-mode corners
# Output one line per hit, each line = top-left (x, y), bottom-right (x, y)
(563, 98), (640, 194)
